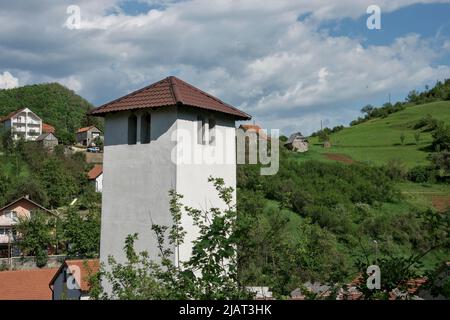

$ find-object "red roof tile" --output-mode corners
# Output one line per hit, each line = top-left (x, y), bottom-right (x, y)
(87, 165), (103, 180)
(89, 76), (251, 120)
(0, 268), (58, 300)
(0, 108), (26, 122)
(239, 124), (269, 140)
(76, 126), (100, 134)
(42, 123), (55, 133)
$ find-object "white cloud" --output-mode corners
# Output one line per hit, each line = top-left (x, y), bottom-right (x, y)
(0, 0), (449, 134)
(0, 71), (19, 89)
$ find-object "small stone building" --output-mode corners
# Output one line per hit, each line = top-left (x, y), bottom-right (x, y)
(75, 126), (101, 147)
(285, 132), (309, 152)
(36, 132), (58, 151)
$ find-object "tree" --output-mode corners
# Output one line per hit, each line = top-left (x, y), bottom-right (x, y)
(318, 130), (330, 143)
(63, 208), (101, 258)
(16, 211), (53, 268)
(93, 136), (104, 151)
(91, 177), (253, 300)
(432, 123), (450, 152)
(38, 158), (78, 207)
(414, 131), (421, 145)
(400, 133), (406, 145)
(361, 105), (374, 117)
(1, 129), (14, 154)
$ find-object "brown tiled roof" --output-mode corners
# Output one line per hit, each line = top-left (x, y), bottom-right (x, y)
(42, 123), (55, 133)
(239, 124), (269, 140)
(49, 259), (100, 292)
(0, 108), (26, 122)
(0, 196), (54, 216)
(89, 76), (251, 120)
(87, 165), (103, 180)
(76, 126), (100, 134)
(0, 268), (58, 300)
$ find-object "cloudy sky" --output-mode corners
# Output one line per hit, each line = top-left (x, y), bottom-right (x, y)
(1, 0), (450, 134)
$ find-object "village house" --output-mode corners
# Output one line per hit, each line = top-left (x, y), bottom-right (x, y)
(89, 76), (251, 294)
(76, 126), (102, 147)
(88, 164), (103, 193)
(35, 132), (58, 151)
(0, 108), (42, 141)
(0, 196), (54, 259)
(285, 132), (309, 153)
(49, 259), (100, 300)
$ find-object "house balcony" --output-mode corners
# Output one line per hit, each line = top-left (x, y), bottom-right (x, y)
(12, 127), (26, 133)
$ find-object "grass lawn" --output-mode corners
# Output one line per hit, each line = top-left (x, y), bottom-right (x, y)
(307, 101), (450, 168)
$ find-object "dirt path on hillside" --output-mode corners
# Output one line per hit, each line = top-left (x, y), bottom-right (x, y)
(431, 196), (450, 212)
(323, 153), (355, 164)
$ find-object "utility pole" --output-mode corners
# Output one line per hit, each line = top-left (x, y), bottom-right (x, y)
(388, 93), (391, 104)
(320, 120), (323, 131)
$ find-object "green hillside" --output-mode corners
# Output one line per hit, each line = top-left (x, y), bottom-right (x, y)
(308, 101), (450, 167)
(0, 83), (102, 143)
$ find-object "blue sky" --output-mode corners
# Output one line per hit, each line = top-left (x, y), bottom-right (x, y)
(0, 0), (449, 134)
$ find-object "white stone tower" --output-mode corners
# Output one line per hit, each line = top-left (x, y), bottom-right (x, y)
(89, 76), (251, 268)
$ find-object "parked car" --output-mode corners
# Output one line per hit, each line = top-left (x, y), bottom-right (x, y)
(87, 146), (100, 153)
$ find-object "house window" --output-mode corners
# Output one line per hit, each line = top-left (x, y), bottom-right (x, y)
(209, 117), (216, 145)
(5, 211), (18, 221)
(140, 113), (151, 144)
(0, 228), (7, 235)
(197, 115), (206, 145)
(128, 114), (137, 145)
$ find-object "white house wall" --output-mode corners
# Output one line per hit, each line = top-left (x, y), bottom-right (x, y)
(100, 106), (178, 272)
(100, 105), (238, 292)
(175, 109), (237, 265)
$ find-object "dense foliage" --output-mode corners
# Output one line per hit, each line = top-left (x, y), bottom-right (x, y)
(236, 147), (449, 297)
(0, 132), (91, 208)
(16, 211), (53, 268)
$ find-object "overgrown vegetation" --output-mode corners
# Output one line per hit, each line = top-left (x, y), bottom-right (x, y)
(236, 147), (449, 297)
(0, 131), (92, 208)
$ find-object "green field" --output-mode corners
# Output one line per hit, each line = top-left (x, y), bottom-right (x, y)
(307, 101), (450, 168)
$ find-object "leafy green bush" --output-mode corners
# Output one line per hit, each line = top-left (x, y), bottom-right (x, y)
(407, 166), (435, 183)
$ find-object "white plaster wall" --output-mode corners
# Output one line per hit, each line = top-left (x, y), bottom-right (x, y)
(100, 105), (237, 290)
(175, 109), (237, 265)
(95, 173), (103, 193)
(100, 106), (178, 271)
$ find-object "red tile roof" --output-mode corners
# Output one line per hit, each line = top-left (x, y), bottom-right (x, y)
(0, 268), (58, 300)
(42, 123), (55, 133)
(89, 76), (251, 120)
(239, 124), (269, 140)
(87, 165), (103, 180)
(0, 108), (26, 122)
(76, 126), (100, 134)
(49, 259), (100, 292)
(0, 195), (54, 216)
